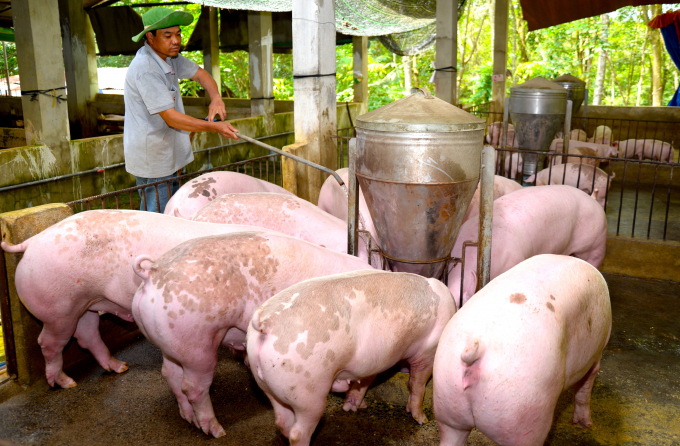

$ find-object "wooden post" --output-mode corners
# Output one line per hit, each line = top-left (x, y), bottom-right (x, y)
(435, 0), (458, 104)
(248, 11), (275, 134)
(202, 6), (221, 100)
(13, 0), (71, 148)
(285, 0), (337, 204)
(491, 0), (509, 116)
(352, 36), (368, 115)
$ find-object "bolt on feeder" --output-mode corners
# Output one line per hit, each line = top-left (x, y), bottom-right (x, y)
(506, 77), (571, 185)
(349, 88), (486, 279)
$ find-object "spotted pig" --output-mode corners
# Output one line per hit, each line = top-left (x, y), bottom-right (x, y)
(247, 270), (457, 446)
(191, 192), (377, 264)
(0, 210), (269, 388)
(164, 171), (293, 219)
(131, 232), (374, 438)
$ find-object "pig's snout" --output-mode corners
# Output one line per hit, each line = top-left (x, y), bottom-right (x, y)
(133, 255), (155, 281)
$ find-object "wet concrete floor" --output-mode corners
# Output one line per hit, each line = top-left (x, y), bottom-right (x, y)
(0, 273), (678, 445)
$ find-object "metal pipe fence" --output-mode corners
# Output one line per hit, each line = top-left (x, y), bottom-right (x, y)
(494, 147), (678, 241)
(472, 110), (680, 164)
(66, 154), (282, 213)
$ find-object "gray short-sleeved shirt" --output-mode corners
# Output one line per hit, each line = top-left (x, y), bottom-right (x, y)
(124, 42), (199, 178)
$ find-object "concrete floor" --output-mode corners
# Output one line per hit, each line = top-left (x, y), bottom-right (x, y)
(0, 273), (678, 446)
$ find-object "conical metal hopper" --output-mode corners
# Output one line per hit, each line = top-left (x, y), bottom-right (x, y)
(553, 73), (586, 113)
(354, 89), (485, 278)
(509, 77), (567, 182)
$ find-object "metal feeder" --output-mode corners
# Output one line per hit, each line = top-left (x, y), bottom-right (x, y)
(505, 77), (572, 185)
(552, 74), (586, 113)
(348, 88), (486, 279)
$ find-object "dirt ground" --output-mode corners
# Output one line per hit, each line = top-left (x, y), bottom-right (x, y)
(0, 272), (678, 446)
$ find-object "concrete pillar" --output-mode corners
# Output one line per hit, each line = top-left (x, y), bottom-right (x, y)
(435, 0), (458, 104)
(59, 0), (98, 139)
(248, 11), (275, 133)
(12, 0), (71, 148)
(352, 36), (369, 115)
(285, 0), (337, 204)
(1, 204), (74, 386)
(491, 0), (509, 115)
(202, 6), (221, 99)
(85, 14), (99, 100)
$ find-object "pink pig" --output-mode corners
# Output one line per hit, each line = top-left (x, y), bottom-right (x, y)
(526, 163), (613, 206)
(616, 139), (675, 162)
(164, 171), (293, 219)
(549, 138), (619, 158)
(486, 122), (518, 148)
(434, 254), (612, 446)
(131, 232), (374, 437)
(448, 185), (607, 304)
(570, 129), (588, 142)
(588, 125), (613, 144)
(247, 270), (456, 445)
(317, 168), (379, 246)
(191, 192), (376, 264)
(0, 210), (273, 388)
(462, 175), (522, 223)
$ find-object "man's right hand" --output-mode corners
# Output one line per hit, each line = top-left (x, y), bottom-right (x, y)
(213, 121), (239, 140)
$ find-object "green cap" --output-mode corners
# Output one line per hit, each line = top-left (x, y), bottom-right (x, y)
(132, 7), (194, 43)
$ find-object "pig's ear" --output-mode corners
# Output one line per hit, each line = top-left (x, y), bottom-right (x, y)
(462, 270), (478, 305)
(133, 255), (155, 281)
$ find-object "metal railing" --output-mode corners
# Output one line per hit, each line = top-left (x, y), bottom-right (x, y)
(67, 154), (282, 213)
(495, 147), (678, 241)
(472, 110), (680, 164)
(0, 131), (294, 195)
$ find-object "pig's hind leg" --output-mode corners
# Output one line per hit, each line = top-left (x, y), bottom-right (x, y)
(180, 343), (225, 437)
(287, 395), (328, 446)
(571, 356), (602, 428)
(74, 311), (128, 374)
(38, 320), (79, 388)
(343, 375), (375, 412)
(406, 359), (434, 424)
(161, 355), (195, 425)
(437, 422), (472, 446)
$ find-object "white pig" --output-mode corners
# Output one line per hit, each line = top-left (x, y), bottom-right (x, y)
(616, 139), (675, 162)
(434, 254), (612, 446)
(526, 163), (613, 207)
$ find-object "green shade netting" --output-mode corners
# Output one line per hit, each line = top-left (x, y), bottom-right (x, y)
(186, 0), (463, 55)
(186, 0), (433, 36)
(0, 27), (14, 43)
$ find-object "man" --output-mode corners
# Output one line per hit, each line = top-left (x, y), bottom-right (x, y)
(124, 7), (238, 213)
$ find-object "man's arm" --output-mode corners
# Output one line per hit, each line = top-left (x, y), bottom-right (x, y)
(158, 108), (238, 140)
(191, 67), (226, 122)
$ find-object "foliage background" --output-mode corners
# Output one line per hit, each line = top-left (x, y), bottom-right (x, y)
(2, 0), (678, 110)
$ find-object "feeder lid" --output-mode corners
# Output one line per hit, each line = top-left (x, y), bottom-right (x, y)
(552, 73), (586, 85)
(510, 76), (567, 99)
(355, 88), (485, 133)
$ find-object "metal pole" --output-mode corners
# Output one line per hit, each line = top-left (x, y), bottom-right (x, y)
(347, 138), (359, 257)
(2, 42), (10, 97)
(501, 97), (510, 174)
(236, 133), (345, 187)
(563, 100), (573, 154)
(476, 145), (494, 290)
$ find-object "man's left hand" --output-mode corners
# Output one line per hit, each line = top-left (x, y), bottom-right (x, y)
(208, 97), (226, 122)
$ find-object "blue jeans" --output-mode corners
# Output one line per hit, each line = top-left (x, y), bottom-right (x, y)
(136, 173), (179, 213)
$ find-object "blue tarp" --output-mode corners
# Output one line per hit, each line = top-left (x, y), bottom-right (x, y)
(659, 25), (680, 107)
